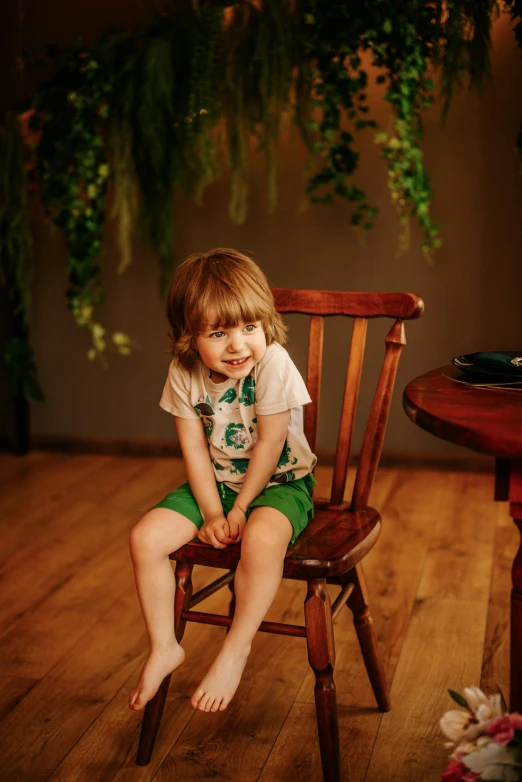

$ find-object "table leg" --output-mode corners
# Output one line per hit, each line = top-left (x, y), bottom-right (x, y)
(510, 512), (522, 711)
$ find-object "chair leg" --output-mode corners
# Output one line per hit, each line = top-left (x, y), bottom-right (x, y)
(136, 561), (193, 765)
(344, 564), (391, 712)
(304, 579), (340, 782)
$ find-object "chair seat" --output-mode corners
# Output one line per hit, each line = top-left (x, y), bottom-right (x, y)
(170, 501), (382, 580)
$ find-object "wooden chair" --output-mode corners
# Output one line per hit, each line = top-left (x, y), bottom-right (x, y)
(135, 288), (424, 781)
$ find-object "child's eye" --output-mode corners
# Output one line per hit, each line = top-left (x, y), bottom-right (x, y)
(210, 331), (225, 338)
(244, 324), (256, 332)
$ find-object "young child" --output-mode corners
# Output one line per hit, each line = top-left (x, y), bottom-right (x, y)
(129, 248), (317, 714)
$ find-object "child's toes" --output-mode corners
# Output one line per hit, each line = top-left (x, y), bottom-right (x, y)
(210, 698), (221, 712)
(191, 689), (203, 709)
(131, 692), (145, 711)
(129, 690), (141, 710)
(196, 692), (210, 711)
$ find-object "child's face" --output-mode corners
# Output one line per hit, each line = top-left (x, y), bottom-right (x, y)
(195, 320), (267, 383)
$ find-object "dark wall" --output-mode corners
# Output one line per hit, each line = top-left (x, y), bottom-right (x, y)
(2, 4), (522, 456)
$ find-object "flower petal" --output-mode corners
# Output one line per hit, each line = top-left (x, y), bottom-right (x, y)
(464, 687), (489, 713)
(441, 710), (471, 741)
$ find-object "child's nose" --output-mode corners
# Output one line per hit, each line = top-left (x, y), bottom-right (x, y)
(229, 331), (245, 351)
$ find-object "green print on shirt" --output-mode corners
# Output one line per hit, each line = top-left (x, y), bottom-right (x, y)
(239, 376), (255, 406)
(230, 458), (249, 475)
(223, 422), (250, 450)
(218, 387), (237, 404)
(278, 439), (298, 468)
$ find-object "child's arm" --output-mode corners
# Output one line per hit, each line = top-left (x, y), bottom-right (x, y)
(227, 410), (290, 540)
(175, 417), (235, 549)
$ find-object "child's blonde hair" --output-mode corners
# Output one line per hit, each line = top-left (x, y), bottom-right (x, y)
(166, 248), (288, 369)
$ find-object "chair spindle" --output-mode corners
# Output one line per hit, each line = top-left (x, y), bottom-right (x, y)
(351, 319), (406, 510)
(305, 315), (324, 456)
(330, 317), (368, 506)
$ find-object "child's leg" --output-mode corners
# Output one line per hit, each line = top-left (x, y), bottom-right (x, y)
(129, 508), (198, 711)
(191, 506), (292, 712)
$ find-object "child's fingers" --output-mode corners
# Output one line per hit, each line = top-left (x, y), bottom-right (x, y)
(209, 532), (227, 549)
(227, 520), (240, 540)
(205, 524), (230, 547)
(214, 528), (233, 545)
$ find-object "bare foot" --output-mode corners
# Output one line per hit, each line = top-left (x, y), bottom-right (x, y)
(191, 640), (250, 713)
(129, 644), (186, 711)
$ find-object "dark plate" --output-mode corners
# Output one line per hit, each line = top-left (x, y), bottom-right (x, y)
(452, 352), (522, 382)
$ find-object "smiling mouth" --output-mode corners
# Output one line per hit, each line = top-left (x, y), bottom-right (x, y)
(224, 357), (250, 366)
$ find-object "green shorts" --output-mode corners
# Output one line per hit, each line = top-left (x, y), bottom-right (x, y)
(152, 473), (316, 547)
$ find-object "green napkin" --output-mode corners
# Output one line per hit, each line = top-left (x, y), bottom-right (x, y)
(473, 352), (522, 375)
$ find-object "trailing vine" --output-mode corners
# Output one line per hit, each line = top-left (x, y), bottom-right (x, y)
(296, 3), (378, 229)
(30, 42), (133, 362)
(0, 112), (43, 401)
(369, 4), (440, 257)
(223, 1), (294, 223)
(1, 0), (514, 402)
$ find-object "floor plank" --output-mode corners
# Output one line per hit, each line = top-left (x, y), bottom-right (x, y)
(365, 597), (487, 782)
(365, 470), (495, 782)
(48, 567), (230, 782)
(1, 453), (115, 564)
(261, 467), (447, 781)
(0, 454), (512, 782)
(0, 458), (184, 637)
(481, 501), (518, 705)
(155, 582), (309, 782)
(0, 676), (39, 723)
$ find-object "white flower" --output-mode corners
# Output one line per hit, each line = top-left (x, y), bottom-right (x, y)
(464, 687), (503, 721)
(463, 742), (522, 781)
(440, 710), (471, 741)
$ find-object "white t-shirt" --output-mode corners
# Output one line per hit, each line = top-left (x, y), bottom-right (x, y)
(159, 342), (317, 491)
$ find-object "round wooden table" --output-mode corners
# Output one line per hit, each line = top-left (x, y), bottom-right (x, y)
(403, 364), (522, 711)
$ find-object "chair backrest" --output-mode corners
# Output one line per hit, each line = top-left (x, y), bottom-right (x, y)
(272, 288), (424, 511)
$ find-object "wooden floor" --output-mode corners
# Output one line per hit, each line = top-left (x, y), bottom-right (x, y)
(0, 452), (516, 781)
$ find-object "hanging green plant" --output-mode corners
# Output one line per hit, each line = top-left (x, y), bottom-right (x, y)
(30, 41), (133, 362)
(0, 111), (43, 402)
(0, 112), (32, 327)
(369, 5), (440, 257)
(296, 3), (378, 229)
(183, 5), (224, 205)
(1, 0), (511, 402)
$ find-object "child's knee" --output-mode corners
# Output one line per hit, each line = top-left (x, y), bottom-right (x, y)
(129, 508), (198, 562)
(129, 512), (159, 561)
(241, 511), (291, 554)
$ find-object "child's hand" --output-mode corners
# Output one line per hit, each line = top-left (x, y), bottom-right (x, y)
(226, 504), (247, 543)
(199, 513), (235, 549)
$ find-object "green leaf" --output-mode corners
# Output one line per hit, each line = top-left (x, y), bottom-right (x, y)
(448, 690), (470, 710)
